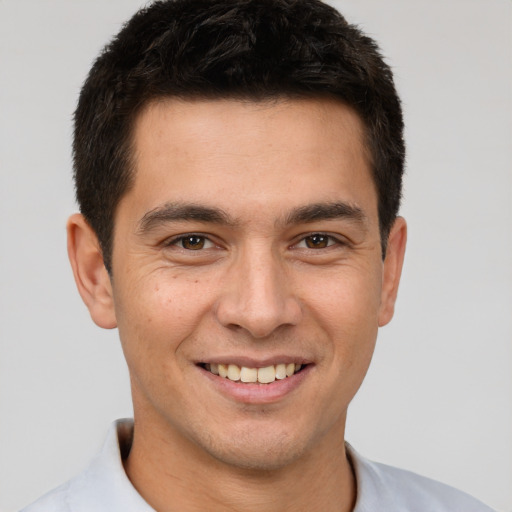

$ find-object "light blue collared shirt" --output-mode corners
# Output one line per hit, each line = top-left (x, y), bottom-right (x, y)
(21, 419), (495, 512)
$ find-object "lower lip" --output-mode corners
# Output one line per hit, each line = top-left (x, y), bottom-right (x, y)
(199, 365), (313, 404)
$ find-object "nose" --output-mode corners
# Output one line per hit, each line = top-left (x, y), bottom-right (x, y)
(214, 245), (303, 338)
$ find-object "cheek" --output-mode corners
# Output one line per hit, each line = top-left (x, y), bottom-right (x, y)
(305, 263), (382, 331)
(113, 271), (215, 365)
(302, 263), (382, 376)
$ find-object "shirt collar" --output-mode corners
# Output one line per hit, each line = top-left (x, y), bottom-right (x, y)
(76, 419), (388, 511)
(63, 419), (153, 512)
(347, 443), (397, 511)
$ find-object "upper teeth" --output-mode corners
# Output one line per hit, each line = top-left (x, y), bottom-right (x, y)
(206, 363), (302, 384)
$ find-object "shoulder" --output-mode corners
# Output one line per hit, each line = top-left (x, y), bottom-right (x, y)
(19, 419), (153, 512)
(20, 461), (101, 512)
(347, 444), (496, 512)
(20, 481), (71, 512)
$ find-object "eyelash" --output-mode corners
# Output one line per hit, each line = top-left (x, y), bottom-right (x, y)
(165, 234), (216, 251)
(294, 233), (344, 250)
(165, 232), (345, 251)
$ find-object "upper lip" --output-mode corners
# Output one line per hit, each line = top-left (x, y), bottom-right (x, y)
(195, 355), (313, 367)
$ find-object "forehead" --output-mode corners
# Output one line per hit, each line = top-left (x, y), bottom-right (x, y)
(125, 97), (377, 225)
(133, 96), (369, 161)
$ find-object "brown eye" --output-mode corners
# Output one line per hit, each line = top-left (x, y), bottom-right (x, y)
(304, 234), (331, 249)
(181, 235), (206, 250)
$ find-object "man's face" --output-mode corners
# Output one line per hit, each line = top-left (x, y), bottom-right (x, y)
(105, 98), (403, 470)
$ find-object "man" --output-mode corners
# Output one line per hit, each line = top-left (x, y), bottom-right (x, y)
(22, 0), (495, 510)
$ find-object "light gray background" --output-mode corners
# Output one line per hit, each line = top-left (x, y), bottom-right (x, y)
(0, 1), (510, 511)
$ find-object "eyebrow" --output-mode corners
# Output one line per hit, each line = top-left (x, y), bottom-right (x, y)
(137, 200), (367, 235)
(137, 203), (237, 234)
(283, 201), (367, 227)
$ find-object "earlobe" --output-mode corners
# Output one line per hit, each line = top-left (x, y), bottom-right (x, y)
(67, 213), (117, 329)
(378, 216), (407, 327)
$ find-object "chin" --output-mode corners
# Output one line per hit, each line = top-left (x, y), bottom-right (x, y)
(194, 424), (313, 472)
(211, 442), (305, 472)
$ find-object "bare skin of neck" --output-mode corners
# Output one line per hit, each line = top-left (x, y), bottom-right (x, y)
(123, 410), (356, 512)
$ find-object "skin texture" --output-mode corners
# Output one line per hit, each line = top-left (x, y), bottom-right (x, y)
(67, 98), (407, 512)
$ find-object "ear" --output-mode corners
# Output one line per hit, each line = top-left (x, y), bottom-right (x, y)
(67, 213), (117, 329)
(378, 216), (407, 327)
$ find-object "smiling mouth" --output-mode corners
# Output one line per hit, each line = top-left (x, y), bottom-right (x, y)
(202, 363), (305, 384)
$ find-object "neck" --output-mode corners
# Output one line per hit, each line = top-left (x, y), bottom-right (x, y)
(123, 414), (356, 512)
